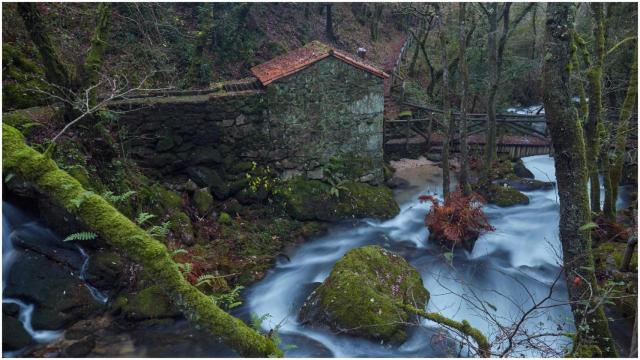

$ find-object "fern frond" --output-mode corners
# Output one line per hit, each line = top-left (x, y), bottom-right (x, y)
(136, 212), (156, 225)
(147, 221), (171, 238)
(64, 231), (97, 242)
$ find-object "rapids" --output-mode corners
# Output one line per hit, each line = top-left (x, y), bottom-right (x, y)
(242, 155), (625, 357)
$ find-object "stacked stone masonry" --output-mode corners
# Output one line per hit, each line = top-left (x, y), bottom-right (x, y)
(112, 55), (386, 188)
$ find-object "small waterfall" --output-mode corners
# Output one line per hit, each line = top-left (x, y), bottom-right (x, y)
(76, 245), (109, 304)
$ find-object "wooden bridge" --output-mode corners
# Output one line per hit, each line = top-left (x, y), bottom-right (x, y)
(382, 35), (551, 159)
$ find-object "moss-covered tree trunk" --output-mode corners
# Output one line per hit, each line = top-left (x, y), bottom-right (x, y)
(17, 3), (74, 92)
(609, 45), (637, 211)
(435, 4), (450, 198)
(458, 3), (470, 195)
(82, 2), (111, 107)
(542, 4), (617, 356)
(2, 124), (280, 358)
(584, 3), (605, 213)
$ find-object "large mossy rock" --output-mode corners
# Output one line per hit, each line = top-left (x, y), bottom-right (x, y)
(299, 246), (428, 343)
(279, 177), (399, 222)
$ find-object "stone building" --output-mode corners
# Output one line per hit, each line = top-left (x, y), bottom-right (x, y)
(114, 41), (388, 196)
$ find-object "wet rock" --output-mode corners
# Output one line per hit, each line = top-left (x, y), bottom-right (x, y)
(426, 152), (442, 162)
(501, 178), (554, 192)
(386, 176), (410, 189)
(3, 314), (33, 351)
(299, 245), (428, 344)
(4, 252), (103, 330)
(186, 167), (230, 200)
(482, 183), (529, 207)
(513, 159), (535, 179)
(85, 250), (125, 289)
(62, 336), (96, 357)
(11, 227), (83, 271)
(3, 302), (21, 317)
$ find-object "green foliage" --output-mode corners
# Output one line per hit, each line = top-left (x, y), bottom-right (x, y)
(147, 221), (171, 239)
(136, 212), (156, 225)
(64, 231), (98, 242)
(210, 285), (245, 310)
(102, 190), (136, 204)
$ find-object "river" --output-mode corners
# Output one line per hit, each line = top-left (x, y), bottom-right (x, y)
(2, 155), (632, 357)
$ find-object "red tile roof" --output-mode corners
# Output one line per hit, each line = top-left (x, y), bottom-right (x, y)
(250, 41), (388, 86)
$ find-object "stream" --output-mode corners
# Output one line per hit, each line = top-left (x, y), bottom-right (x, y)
(243, 155), (631, 357)
(2, 155), (632, 357)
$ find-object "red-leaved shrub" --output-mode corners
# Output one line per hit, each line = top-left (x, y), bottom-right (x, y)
(420, 187), (495, 250)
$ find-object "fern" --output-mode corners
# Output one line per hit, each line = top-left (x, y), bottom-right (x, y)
(147, 221), (171, 239)
(103, 190), (136, 204)
(210, 285), (245, 310)
(136, 212), (156, 225)
(170, 248), (188, 258)
(64, 231), (97, 242)
(176, 262), (192, 275)
(250, 312), (272, 331)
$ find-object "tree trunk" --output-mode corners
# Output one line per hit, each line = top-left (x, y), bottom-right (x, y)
(458, 3), (470, 195)
(325, 4), (335, 42)
(609, 45), (637, 210)
(17, 3), (74, 91)
(83, 2), (111, 107)
(620, 236), (637, 272)
(484, 3), (498, 179)
(584, 3), (605, 213)
(2, 124), (280, 357)
(542, 4), (617, 356)
(435, 4), (450, 198)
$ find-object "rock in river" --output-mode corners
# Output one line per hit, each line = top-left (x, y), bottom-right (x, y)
(299, 245), (428, 344)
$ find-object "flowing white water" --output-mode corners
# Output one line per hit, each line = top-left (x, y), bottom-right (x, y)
(2, 203), (63, 355)
(244, 155), (597, 357)
(77, 245), (109, 304)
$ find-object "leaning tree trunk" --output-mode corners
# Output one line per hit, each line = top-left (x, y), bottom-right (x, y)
(584, 3), (606, 213)
(2, 124), (281, 358)
(435, 4), (450, 198)
(82, 2), (111, 107)
(542, 4), (617, 357)
(458, 3), (470, 195)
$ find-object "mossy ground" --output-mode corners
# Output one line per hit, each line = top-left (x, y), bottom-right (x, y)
(593, 241), (637, 319)
(278, 176), (400, 221)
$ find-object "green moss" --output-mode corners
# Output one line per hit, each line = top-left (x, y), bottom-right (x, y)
(572, 344), (603, 358)
(2, 43), (51, 109)
(300, 246), (428, 343)
(169, 211), (194, 243)
(119, 285), (177, 320)
(2, 124), (280, 357)
(398, 110), (413, 119)
(485, 183), (530, 207)
(278, 177), (399, 221)
(67, 164), (105, 193)
(218, 212), (232, 225)
(193, 187), (214, 215)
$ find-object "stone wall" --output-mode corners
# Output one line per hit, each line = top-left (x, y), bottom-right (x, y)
(113, 56), (385, 197)
(264, 56), (385, 183)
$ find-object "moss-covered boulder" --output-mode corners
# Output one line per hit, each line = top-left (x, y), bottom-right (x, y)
(299, 246), (428, 344)
(193, 187), (214, 216)
(115, 285), (180, 321)
(502, 178), (554, 192)
(483, 183), (529, 207)
(169, 211), (195, 245)
(279, 177), (399, 222)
